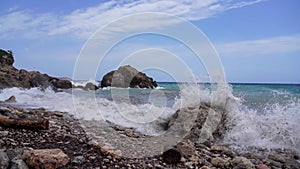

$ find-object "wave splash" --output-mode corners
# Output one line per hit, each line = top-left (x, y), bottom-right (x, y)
(0, 83), (299, 152)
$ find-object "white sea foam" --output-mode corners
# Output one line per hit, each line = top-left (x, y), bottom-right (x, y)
(223, 93), (300, 153)
(0, 84), (299, 152)
(71, 79), (99, 87)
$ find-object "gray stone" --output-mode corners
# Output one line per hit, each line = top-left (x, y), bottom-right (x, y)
(10, 158), (29, 169)
(0, 149), (9, 169)
(0, 140), (5, 148)
(72, 155), (86, 164)
(6, 148), (31, 160)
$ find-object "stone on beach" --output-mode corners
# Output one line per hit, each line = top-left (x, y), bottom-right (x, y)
(23, 149), (69, 169)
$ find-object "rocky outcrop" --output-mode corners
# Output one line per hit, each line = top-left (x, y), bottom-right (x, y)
(100, 65), (157, 88)
(0, 49), (72, 90)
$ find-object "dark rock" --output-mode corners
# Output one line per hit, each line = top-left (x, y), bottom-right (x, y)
(50, 78), (72, 89)
(72, 156), (86, 164)
(11, 158), (29, 169)
(84, 82), (99, 90)
(29, 71), (52, 89)
(100, 65), (157, 88)
(162, 142), (182, 164)
(0, 140), (5, 148)
(0, 149), (9, 169)
(5, 96), (16, 103)
(0, 49), (73, 90)
(0, 49), (14, 66)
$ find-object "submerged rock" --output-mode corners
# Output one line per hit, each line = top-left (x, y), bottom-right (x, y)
(100, 65), (157, 88)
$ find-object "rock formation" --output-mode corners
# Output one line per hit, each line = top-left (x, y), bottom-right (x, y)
(0, 49), (72, 90)
(100, 65), (157, 88)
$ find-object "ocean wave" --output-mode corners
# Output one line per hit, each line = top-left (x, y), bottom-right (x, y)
(1, 83), (299, 152)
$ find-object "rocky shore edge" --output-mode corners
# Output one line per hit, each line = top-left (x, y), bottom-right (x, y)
(0, 49), (157, 91)
(0, 101), (299, 169)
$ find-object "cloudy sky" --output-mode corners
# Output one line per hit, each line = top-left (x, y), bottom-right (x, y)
(1, 0), (299, 83)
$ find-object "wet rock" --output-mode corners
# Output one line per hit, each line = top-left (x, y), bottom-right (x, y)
(50, 78), (72, 89)
(231, 156), (254, 169)
(11, 158), (29, 169)
(84, 82), (99, 90)
(284, 158), (300, 168)
(72, 155), (86, 164)
(0, 107), (11, 113)
(124, 129), (133, 137)
(268, 153), (286, 163)
(4, 96), (16, 103)
(0, 140), (5, 148)
(100, 65), (157, 88)
(24, 149), (69, 169)
(0, 149), (9, 169)
(211, 157), (230, 168)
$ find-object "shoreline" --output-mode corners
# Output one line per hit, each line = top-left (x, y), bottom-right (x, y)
(0, 102), (299, 168)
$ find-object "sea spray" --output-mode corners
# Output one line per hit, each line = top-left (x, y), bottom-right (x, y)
(222, 98), (300, 153)
(1, 83), (299, 152)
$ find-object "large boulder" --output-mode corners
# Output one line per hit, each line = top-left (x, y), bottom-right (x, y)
(29, 71), (52, 88)
(0, 49), (73, 90)
(50, 78), (72, 89)
(100, 65), (157, 88)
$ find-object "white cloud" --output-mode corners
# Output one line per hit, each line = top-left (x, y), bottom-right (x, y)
(0, 10), (57, 39)
(216, 34), (300, 56)
(0, 0), (264, 39)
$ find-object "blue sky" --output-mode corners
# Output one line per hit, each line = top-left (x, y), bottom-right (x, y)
(0, 0), (299, 83)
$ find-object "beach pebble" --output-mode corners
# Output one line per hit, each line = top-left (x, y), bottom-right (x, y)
(72, 155), (86, 164)
(231, 156), (254, 169)
(211, 157), (229, 168)
(257, 163), (270, 169)
(268, 153), (286, 163)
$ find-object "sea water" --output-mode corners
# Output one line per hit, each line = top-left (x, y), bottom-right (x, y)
(0, 82), (299, 152)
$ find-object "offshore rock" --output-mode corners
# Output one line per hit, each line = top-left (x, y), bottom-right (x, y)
(100, 65), (157, 88)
